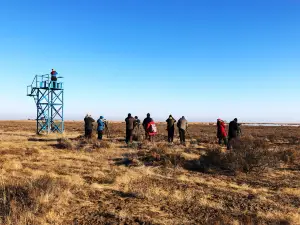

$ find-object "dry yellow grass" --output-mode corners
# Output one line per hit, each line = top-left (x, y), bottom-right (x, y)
(0, 121), (299, 224)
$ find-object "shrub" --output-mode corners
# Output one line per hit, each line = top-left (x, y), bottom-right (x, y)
(287, 136), (300, 145)
(132, 134), (144, 142)
(275, 148), (300, 164)
(190, 139), (198, 145)
(56, 138), (75, 149)
(195, 137), (278, 173)
(138, 144), (185, 168)
(197, 135), (215, 144)
(92, 141), (113, 149)
(0, 175), (68, 224)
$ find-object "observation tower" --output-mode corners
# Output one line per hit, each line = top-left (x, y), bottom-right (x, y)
(27, 74), (64, 134)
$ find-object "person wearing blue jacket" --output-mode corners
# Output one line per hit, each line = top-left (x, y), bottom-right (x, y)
(97, 116), (106, 140)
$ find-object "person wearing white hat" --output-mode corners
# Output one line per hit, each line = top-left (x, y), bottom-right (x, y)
(84, 114), (95, 138)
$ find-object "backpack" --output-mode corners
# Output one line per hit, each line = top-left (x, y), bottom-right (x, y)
(149, 123), (157, 133)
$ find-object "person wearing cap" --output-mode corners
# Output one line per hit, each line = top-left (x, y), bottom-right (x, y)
(84, 114), (95, 138)
(97, 116), (106, 140)
(166, 115), (176, 143)
(217, 118), (227, 146)
(125, 113), (135, 144)
(227, 118), (239, 150)
(177, 116), (188, 145)
(142, 113), (153, 140)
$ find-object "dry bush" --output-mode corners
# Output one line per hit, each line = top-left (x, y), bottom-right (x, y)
(132, 133), (144, 142)
(267, 133), (277, 143)
(189, 139), (198, 145)
(84, 170), (118, 184)
(0, 175), (70, 224)
(287, 136), (300, 145)
(56, 138), (75, 150)
(197, 134), (215, 144)
(229, 137), (278, 172)
(92, 141), (113, 149)
(138, 145), (185, 168)
(275, 148), (300, 164)
(115, 143), (185, 168)
(192, 137), (279, 173)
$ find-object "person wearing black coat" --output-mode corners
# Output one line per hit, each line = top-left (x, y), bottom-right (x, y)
(166, 115), (176, 143)
(125, 113), (135, 144)
(142, 113), (153, 140)
(84, 114), (95, 139)
(227, 118), (238, 150)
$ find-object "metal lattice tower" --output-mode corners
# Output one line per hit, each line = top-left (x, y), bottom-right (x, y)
(27, 74), (64, 134)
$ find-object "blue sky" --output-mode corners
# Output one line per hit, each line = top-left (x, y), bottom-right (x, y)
(0, 0), (299, 122)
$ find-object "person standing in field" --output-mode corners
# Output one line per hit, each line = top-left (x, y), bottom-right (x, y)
(125, 113), (135, 144)
(134, 116), (141, 131)
(216, 118), (227, 146)
(97, 116), (105, 140)
(227, 118), (239, 150)
(133, 116), (141, 139)
(146, 119), (157, 142)
(143, 113), (156, 141)
(84, 114), (95, 139)
(177, 116), (188, 145)
(166, 115), (176, 143)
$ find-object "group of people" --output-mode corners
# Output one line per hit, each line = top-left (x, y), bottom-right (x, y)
(84, 113), (241, 149)
(217, 118), (242, 150)
(124, 113), (188, 144)
(84, 114), (107, 140)
(83, 113), (189, 145)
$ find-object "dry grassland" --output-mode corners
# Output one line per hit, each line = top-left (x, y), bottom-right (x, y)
(0, 121), (299, 225)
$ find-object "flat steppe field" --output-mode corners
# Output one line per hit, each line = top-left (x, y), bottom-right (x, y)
(0, 121), (299, 225)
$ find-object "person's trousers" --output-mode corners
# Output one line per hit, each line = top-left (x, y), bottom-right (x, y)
(227, 137), (236, 150)
(126, 129), (133, 143)
(168, 128), (175, 143)
(98, 130), (103, 140)
(86, 129), (92, 139)
(218, 137), (228, 145)
(179, 129), (186, 144)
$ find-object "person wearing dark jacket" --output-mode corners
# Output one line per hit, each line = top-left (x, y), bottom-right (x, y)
(134, 116), (141, 130)
(227, 118), (238, 150)
(84, 114), (95, 139)
(125, 113), (135, 144)
(142, 113), (153, 140)
(166, 115), (176, 143)
(97, 116), (105, 140)
(177, 116), (188, 145)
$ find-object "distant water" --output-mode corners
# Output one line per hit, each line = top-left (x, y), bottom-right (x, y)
(243, 124), (300, 127)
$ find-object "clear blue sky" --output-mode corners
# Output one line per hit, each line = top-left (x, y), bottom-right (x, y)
(0, 0), (299, 122)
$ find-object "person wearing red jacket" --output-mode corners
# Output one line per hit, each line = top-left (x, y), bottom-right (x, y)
(217, 118), (227, 146)
(146, 120), (157, 142)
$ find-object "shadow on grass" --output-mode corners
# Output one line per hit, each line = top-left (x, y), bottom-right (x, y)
(111, 190), (139, 199)
(28, 137), (60, 142)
